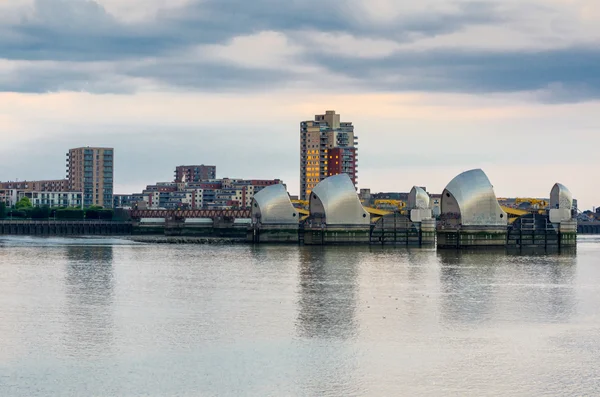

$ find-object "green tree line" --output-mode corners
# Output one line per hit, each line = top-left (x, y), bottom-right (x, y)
(0, 200), (114, 220)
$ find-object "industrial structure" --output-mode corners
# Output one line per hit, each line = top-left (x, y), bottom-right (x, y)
(121, 169), (579, 250)
(435, 169), (577, 250)
(437, 169), (507, 248)
(300, 110), (358, 201)
(303, 173), (370, 244)
(249, 183), (299, 243)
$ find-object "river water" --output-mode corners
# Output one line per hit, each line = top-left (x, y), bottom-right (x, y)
(0, 236), (599, 396)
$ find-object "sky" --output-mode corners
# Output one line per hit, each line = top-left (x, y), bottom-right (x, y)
(0, 0), (599, 210)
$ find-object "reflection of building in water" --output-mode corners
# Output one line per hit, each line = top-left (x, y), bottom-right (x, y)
(63, 245), (114, 357)
(437, 250), (500, 325)
(437, 250), (576, 325)
(294, 246), (363, 396)
(296, 246), (361, 339)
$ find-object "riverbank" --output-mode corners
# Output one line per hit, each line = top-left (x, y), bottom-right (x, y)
(126, 235), (247, 244)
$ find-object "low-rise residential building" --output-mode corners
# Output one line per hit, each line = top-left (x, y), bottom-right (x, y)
(25, 191), (83, 208)
(0, 189), (82, 208)
(114, 177), (284, 210)
(0, 189), (18, 206)
(0, 179), (69, 192)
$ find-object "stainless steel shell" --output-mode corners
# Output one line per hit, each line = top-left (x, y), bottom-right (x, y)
(251, 184), (299, 224)
(441, 169), (507, 226)
(550, 183), (573, 210)
(309, 174), (370, 226)
(408, 186), (430, 210)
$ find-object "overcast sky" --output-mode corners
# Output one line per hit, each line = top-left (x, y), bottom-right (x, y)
(1, 0), (599, 209)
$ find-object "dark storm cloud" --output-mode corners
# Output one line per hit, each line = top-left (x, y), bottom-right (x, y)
(1, 0), (598, 101)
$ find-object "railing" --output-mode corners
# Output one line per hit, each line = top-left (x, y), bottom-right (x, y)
(0, 219), (131, 225)
(128, 209), (252, 219)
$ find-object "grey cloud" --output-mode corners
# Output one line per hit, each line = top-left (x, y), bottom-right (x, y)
(0, 60), (295, 94)
(1, 0), (599, 102)
(306, 47), (600, 102)
(0, 65), (136, 94)
(129, 61), (294, 91)
(1, 0), (505, 62)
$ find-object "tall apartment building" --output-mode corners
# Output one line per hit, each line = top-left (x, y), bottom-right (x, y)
(300, 110), (358, 200)
(174, 165), (216, 183)
(67, 147), (114, 208)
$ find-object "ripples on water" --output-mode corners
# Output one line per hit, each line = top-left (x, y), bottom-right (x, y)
(0, 236), (599, 396)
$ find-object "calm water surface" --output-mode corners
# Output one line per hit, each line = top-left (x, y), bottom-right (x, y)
(1, 236), (600, 396)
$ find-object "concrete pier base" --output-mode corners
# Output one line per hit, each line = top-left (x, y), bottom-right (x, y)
(303, 226), (370, 245)
(420, 219), (437, 247)
(0, 220), (132, 236)
(559, 220), (577, 248)
(369, 213), (436, 246)
(437, 226), (507, 249)
(247, 224), (299, 243)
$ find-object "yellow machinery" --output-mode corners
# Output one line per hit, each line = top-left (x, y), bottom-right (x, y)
(515, 198), (549, 208)
(292, 198), (390, 223)
(363, 207), (392, 223)
(500, 206), (529, 224)
(291, 199), (309, 208)
(374, 199), (406, 212)
(290, 200), (310, 221)
(295, 208), (310, 221)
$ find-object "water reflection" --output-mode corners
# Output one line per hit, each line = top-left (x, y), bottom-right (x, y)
(437, 250), (577, 327)
(62, 245), (114, 357)
(294, 246), (363, 396)
(295, 246), (360, 340)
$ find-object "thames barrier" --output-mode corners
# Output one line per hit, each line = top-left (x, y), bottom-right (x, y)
(0, 169), (579, 251)
(120, 168), (578, 251)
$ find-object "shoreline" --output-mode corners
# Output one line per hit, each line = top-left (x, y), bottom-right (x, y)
(125, 235), (248, 244)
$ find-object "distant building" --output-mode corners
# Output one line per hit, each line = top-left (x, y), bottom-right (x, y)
(25, 191), (82, 208)
(0, 189), (18, 206)
(175, 165), (216, 183)
(0, 179), (69, 192)
(371, 192), (410, 202)
(300, 110), (358, 201)
(115, 177), (283, 210)
(0, 189), (82, 208)
(430, 194), (441, 217)
(67, 147), (114, 208)
(359, 188), (371, 203)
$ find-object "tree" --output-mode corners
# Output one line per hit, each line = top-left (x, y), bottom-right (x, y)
(15, 197), (33, 210)
(31, 206), (50, 219)
(0, 202), (6, 219)
(85, 207), (113, 220)
(56, 208), (84, 220)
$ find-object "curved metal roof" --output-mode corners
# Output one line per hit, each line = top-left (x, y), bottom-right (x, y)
(310, 174), (370, 226)
(407, 186), (430, 209)
(441, 169), (507, 226)
(251, 184), (299, 225)
(550, 183), (573, 210)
